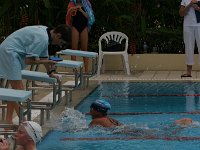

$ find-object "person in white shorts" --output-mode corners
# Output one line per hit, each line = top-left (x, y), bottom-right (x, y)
(179, 0), (200, 77)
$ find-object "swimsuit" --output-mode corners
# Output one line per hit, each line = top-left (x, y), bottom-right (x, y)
(66, 0), (94, 31)
(72, 8), (88, 33)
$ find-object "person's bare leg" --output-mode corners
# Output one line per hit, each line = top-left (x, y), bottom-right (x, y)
(6, 80), (24, 124)
(187, 65), (192, 76)
(71, 26), (80, 61)
(80, 27), (89, 72)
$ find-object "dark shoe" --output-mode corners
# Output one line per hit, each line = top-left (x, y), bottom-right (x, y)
(181, 74), (192, 78)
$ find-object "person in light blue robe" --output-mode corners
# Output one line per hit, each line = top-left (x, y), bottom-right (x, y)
(0, 24), (71, 123)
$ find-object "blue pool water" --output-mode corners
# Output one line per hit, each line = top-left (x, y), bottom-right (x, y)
(38, 82), (200, 150)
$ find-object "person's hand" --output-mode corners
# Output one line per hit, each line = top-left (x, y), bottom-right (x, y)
(192, 3), (199, 9)
(76, 3), (82, 9)
(190, 0), (199, 9)
(193, 4), (200, 11)
(70, 7), (77, 16)
(49, 73), (62, 80)
(45, 60), (57, 65)
(0, 139), (9, 150)
(77, 7), (84, 13)
(191, 0), (197, 3)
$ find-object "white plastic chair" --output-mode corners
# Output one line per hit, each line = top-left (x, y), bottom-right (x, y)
(97, 31), (130, 75)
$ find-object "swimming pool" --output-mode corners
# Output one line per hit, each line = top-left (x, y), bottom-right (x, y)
(37, 82), (200, 150)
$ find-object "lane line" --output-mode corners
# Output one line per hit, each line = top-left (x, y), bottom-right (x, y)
(102, 93), (200, 97)
(60, 136), (200, 141)
(85, 111), (200, 115)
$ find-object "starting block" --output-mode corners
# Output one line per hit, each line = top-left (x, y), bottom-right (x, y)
(28, 59), (84, 108)
(21, 70), (62, 125)
(58, 49), (98, 75)
(0, 88), (32, 135)
(57, 49), (98, 87)
(55, 60), (83, 88)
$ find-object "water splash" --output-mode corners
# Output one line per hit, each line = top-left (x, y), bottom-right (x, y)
(110, 124), (156, 137)
(56, 107), (88, 132)
(192, 121), (200, 127)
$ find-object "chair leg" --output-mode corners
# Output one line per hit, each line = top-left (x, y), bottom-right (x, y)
(102, 58), (105, 73)
(97, 54), (103, 75)
(40, 109), (45, 125)
(123, 54), (130, 75)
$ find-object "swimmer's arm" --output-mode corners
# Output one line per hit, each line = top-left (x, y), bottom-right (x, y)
(163, 123), (184, 135)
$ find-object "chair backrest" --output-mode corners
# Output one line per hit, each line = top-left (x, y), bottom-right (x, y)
(98, 31), (128, 53)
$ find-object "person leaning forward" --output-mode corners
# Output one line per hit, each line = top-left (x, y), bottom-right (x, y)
(0, 24), (71, 124)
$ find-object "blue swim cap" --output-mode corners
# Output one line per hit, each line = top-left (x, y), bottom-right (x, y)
(90, 99), (111, 112)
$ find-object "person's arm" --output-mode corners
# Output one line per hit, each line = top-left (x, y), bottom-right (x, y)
(78, 7), (88, 19)
(179, 4), (192, 17)
(25, 57), (60, 78)
(179, 0), (198, 17)
(24, 57), (56, 66)
(75, 3), (88, 19)
(43, 63), (59, 78)
(69, 6), (77, 16)
(39, 58), (61, 79)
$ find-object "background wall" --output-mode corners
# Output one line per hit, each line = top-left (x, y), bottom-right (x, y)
(103, 54), (200, 71)
(43, 54), (200, 73)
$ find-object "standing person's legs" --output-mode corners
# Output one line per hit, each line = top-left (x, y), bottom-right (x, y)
(80, 27), (89, 72)
(71, 26), (80, 61)
(183, 26), (195, 76)
(186, 65), (192, 76)
(195, 26), (200, 68)
(6, 80), (24, 123)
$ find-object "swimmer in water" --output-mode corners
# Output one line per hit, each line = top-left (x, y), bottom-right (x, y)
(175, 118), (193, 127)
(113, 118), (195, 138)
(89, 99), (122, 128)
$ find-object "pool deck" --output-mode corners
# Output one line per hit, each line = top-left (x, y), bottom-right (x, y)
(90, 70), (200, 81)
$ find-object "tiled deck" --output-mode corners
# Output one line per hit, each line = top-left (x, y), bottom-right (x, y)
(90, 71), (200, 81)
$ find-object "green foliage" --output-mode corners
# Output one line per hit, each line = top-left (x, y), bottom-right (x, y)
(0, 0), (184, 53)
(91, 0), (184, 53)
